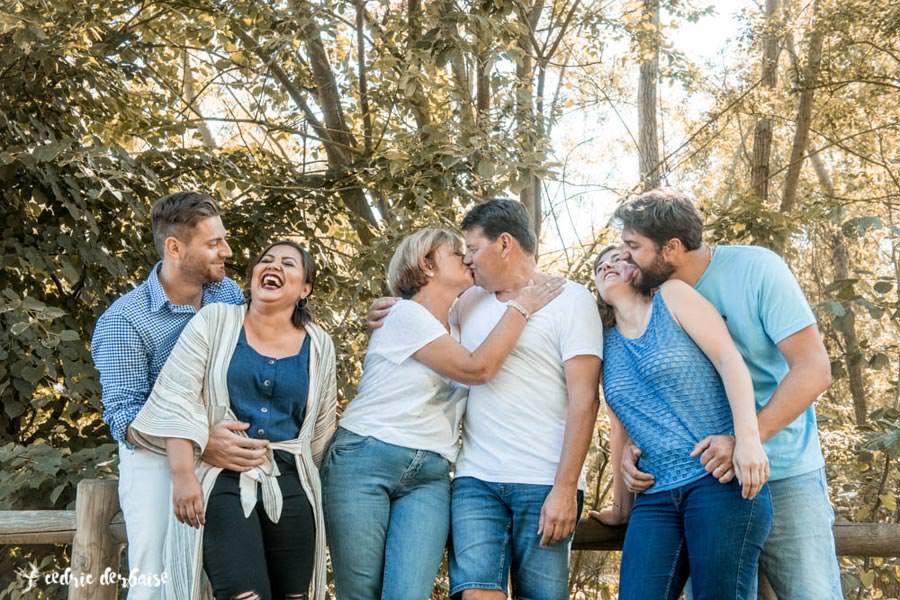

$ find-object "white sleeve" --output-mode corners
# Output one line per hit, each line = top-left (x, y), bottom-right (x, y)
(371, 300), (449, 365)
(557, 285), (604, 361)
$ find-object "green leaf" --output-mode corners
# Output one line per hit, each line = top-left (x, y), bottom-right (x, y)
(4, 399), (24, 418)
(58, 330), (80, 342)
(20, 365), (44, 383)
(50, 483), (67, 504)
(10, 321), (29, 335)
(477, 160), (495, 178)
(822, 300), (846, 317)
(842, 216), (882, 238)
(38, 306), (66, 320)
(32, 142), (64, 162)
(869, 353), (889, 370)
(21, 296), (46, 311)
(859, 570), (875, 587)
(874, 281), (894, 294)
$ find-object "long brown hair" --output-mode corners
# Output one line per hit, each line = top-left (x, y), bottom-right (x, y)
(246, 240), (317, 327)
(593, 244), (621, 329)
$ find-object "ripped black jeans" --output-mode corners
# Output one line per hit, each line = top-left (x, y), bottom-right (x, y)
(203, 452), (315, 600)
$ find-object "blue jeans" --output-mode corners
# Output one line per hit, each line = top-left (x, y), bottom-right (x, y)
(449, 476), (584, 599)
(759, 467), (843, 599)
(619, 474), (773, 600)
(322, 428), (450, 600)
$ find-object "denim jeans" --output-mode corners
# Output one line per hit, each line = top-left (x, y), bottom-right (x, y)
(759, 467), (843, 599)
(322, 428), (450, 600)
(619, 474), (773, 600)
(448, 476), (584, 599)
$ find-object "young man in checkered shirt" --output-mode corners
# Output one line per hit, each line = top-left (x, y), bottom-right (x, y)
(91, 192), (266, 599)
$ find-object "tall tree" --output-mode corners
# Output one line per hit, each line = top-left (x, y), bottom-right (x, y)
(637, 0), (661, 190)
(750, 0), (781, 203)
(780, 1), (825, 213)
(515, 0), (545, 239)
(812, 152), (869, 425)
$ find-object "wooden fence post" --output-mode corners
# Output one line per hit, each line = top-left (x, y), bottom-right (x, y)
(68, 479), (122, 600)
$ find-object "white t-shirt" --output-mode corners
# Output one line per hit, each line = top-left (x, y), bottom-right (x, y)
(339, 299), (467, 461)
(452, 282), (604, 488)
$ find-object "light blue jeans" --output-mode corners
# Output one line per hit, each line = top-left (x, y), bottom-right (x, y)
(760, 467), (843, 598)
(322, 428), (450, 600)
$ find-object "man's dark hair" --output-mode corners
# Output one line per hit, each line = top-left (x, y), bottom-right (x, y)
(460, 198), (537, 255)
(613, 189), (703, 251)
(151, 191), (221, 258)
(246, 240), (318, 327)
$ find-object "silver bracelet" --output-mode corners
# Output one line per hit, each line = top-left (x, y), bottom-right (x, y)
(507, 300), (530, 320)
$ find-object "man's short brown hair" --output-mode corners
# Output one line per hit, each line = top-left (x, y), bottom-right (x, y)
(150, 191), (221, 257)
(613, 188), (703, 251)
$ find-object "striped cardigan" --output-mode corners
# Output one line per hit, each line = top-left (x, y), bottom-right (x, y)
(129, 302), (337, 600)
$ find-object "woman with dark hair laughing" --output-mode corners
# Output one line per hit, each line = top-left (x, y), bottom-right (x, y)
(130, 240), (336, 600)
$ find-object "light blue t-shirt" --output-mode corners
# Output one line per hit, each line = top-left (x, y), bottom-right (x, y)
(695, 245), (824, 481)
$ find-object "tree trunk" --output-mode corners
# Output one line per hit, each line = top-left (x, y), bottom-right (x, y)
(515, 1), (544, 242)
(781, 3), (824, 213)
(406, 0), (432, 130)
(472, 2), (493, 199)
(811, 151), (868, 425)
(750, 0), (781, 203)
(475, 11), (492, 124)
(356, 0), (373, 155)
(637, 0), (661, 190)
(181, 50), (216, 149)
(286, 2), (378, 242)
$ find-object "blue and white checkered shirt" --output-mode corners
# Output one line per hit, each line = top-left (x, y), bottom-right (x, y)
(91, 262), (244, 444)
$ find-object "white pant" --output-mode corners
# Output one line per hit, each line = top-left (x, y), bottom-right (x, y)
(118, 443), (171, 600)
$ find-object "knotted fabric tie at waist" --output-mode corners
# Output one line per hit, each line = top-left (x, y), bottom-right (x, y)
(237, 439), (303, 523)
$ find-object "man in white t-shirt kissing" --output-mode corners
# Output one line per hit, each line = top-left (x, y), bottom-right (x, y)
(368, 199), (604, 599)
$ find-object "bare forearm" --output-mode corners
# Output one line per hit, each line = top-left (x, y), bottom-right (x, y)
(607, 421), (633, 517)
(416, 309), (527, 384)
(716, 353), (759, 440)
(166, 438), (196, 475)
(554, 396), (600, 490)
(758, 365), (829, 442)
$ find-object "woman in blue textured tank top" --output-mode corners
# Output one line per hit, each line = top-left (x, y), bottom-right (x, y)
(591, 245), (773, 600)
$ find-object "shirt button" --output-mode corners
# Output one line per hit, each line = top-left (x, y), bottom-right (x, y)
(257, 428), (265, 437)
(263, 379), (271, 386)
(268, 359), (275, 365)
(261, 407), (269, 413)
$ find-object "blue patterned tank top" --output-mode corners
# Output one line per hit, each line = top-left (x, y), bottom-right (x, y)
(603, 292), (734, 493)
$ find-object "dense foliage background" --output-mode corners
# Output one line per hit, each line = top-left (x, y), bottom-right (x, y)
(0, 0), (897, 597)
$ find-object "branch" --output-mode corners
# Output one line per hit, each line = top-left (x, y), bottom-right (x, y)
(289, 0), (358, 150)
(356, 0), (373, 154)
(181, 49), (217, 148)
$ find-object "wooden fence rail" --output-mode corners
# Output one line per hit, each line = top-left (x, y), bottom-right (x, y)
(2, 479), (899, 598)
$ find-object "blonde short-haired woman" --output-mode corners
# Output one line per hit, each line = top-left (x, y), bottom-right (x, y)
(323, 228), (562, 600)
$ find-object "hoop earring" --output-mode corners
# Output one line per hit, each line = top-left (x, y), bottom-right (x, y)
(297, 297), (308, 310)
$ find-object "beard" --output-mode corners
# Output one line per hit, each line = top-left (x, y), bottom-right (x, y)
(632, 254), (674, 293)
(181, 249), (225, 284)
